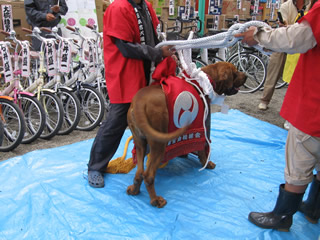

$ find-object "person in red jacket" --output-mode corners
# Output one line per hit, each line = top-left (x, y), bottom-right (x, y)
(87, 0), (173, 188)
(235, 0), (320, 231)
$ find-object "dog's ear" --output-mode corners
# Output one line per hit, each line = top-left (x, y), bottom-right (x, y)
(232, 66), (247, 88)
(215, 67), (234, 95)
(202, 62), (232, 95)
(201, 64), (218, 81)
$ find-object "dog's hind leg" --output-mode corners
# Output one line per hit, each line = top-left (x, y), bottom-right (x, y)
(127, 136), (147, 196)
(143, 141), (167, 208)
(197, 144), (216, 169)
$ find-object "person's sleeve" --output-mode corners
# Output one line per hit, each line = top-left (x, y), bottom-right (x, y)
(115, 38), (163, 62)
(24, 0), (47, 24)
(58, 0), (68, 16)
(253, 21), (317, 54)
(301, 6), (320, 44)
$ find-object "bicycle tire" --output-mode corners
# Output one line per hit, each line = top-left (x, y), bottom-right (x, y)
(39, 91), (64, 139)
(57, 88), (81, 135)
(208, 55), (224, 64)
(0, 98), (26, 152)
(275, 77), (288, 89)
(19, 94), (46, 144)
(75, 85), (105, 131)
(228, 52), (267, 93)
(95, 81), (110, 123)
(0, 119), (3, 147)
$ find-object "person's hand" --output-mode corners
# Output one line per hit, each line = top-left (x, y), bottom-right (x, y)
(46, 13), (56, 22)
(234, 26), (258, 46)
(161, 45), (175, 58)
(278, 20), (287, 27)
(51, 5), (60, 13)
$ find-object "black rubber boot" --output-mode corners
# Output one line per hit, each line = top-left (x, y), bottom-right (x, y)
(248, 184), (304, 232)
(299, 175), (320, 224)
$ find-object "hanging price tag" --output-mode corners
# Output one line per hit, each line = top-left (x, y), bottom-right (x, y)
(1, 5), (13, 33)
(0, 43), (13, 82)
(21, 41), (30, 77)
(45, 39), (57, 76)
(184, 0), (191, 20)
(59, 39), (72, 73)
(253, 0), (260, 14)
(169, 0), (175, 16)
(236, 0), (241, 10)
(87, 39), (96, 73)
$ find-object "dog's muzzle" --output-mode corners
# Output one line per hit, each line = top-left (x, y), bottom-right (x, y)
(224, 87), (239, 96)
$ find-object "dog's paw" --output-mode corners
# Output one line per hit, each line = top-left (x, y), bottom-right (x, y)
(151, 196), (167, 208)
(127, 185), (140, 195)
(206, 161), (216, 169)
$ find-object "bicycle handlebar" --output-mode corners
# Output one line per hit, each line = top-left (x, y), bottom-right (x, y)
(22, 27), (33, 34)
(66, 25), (76, 32)
(86, 24), (94, 30)
(40, 27), (52, 33)
(0, 30), (10, 36)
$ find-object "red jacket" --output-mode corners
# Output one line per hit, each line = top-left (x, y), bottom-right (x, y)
(280, 1), (320, 137)
(103, 0), (159, 103)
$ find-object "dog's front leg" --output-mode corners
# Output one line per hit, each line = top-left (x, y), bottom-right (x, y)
(144, 142), (167, 208)
(198, 144), (216, 169)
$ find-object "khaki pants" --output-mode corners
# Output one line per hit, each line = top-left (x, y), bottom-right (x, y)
(285, 123), (320, 185)
(260, 52), (287, 104)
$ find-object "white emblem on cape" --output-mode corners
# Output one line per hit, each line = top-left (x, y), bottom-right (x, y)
(173, 91), (199, 128)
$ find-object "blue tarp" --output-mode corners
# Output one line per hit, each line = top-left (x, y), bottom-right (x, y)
(0, 110), (319, 239)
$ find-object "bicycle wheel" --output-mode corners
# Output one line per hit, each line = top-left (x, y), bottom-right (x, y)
(100, 83), (110, 113)
(39, 91), (64, 139)
(75, 85), (105, 131)
(275, 77), (288, 89)
(0, 98), (25, 152)
(0, 118), (3, 147)
(228, 52), (267, 93)
(19, 94), (46, 144)
(57, 88), (81, 135)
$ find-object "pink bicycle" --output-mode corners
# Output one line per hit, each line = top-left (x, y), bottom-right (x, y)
(0, 30), (46, 144)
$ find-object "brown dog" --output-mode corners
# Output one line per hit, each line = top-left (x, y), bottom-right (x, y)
(126, 61), (247, 208)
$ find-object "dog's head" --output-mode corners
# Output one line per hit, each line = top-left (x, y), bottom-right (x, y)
(201, 62), (247, 96)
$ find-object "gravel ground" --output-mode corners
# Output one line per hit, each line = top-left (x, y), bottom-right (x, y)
(0, 86), (287, 161)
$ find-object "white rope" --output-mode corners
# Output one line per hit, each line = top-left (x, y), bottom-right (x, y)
(156, 21), (272, 56)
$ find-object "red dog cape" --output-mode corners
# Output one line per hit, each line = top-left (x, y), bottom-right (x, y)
(149, 57), (207, 163)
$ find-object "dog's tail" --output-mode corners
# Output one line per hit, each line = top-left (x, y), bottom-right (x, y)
(131, 105), (189, 143)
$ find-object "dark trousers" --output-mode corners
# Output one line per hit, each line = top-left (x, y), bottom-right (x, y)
(88, 103), (131, 172)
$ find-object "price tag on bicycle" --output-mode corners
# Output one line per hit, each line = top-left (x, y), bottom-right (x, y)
(0, 42), (13, 82)
(86, 39), (96, 73)
(45, 39), (57, 76)
(21, 41), (30, 77)
(59, 39), (72, 73)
